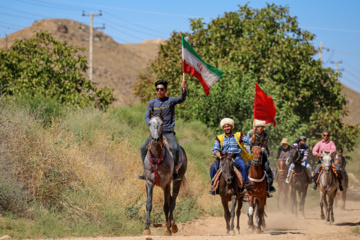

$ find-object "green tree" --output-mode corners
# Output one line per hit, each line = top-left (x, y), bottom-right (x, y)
(135, 3), (359, 154)
(0, 31), (115, 110)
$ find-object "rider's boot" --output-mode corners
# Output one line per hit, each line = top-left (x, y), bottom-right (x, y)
(173, 150), (181, 181)
(311, 174), (318, 190)
(208, 188), (218, 195)
(137, 171), (146, 180)
(266, 181), (273, 198)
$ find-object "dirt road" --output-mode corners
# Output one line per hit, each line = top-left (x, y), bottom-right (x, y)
(62, 187), (360, 240)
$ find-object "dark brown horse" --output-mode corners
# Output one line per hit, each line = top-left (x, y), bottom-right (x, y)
(215, 152), (246, 235)
(276, 153), (290, 210)
(247, 146), (267, 232)
(288, 147), (309, 217)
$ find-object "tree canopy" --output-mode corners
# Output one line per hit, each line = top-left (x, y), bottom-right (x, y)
(135, 3), (359, 153)
(0, 31), (115, 110)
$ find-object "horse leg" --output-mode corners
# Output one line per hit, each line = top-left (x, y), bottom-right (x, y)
(247, 197), (255, 230)
(143, 181), (155, 235)
(320, 192), (325, 220)
(330, 192), (336, 223)
(324, 194), (329, 222)
(257, 198), (266, 233)
(163, 183), (172, 236)
(342, 187), (347, 210)
(169, 180), (181, 234)
(221, 197), (231, 234)
(229, 194), (237, 236)
(236, 194), (243, 234)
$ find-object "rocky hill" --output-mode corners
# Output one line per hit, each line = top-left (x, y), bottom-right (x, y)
(0, 18), (165, 107)
(0, 18), (359, 125)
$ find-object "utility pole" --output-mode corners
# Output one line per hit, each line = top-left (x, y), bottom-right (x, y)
(81, 11), (104, 82)
(319, 41), (330, 63)
(330, 60), (344, 73)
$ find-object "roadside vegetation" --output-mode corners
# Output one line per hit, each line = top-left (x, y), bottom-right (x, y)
(0, 98), (221, 238)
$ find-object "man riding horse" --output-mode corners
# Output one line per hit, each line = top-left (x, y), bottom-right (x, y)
(285, 136), (312, 184)
(247, 119), (276, 198)
(138, 79), (187, 181)
(208, 118), (254, 195)
(311, 130), (344, 191)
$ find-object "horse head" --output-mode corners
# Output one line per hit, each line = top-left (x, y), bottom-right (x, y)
(250, 146), (262, 167)
(148, 108), (164, 144)
(322, 151), (332, 173)
(220, 152), (235, 184)
(289, 146), (301, 164)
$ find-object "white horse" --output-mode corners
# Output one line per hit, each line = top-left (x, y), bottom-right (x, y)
(319, 151), (339, 224)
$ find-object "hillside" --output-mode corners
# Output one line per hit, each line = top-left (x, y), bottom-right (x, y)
(0, 18), (165, 107)
(0, 18), (359, 125)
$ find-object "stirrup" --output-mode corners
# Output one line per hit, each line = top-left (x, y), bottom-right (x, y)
(208, 189), (217, 195)
(137, 174), (146, 180)
(312, 184), (317, 191)
(339, 185), (344, 191)
(285, 177), (290, 184)
(267, 192), (273, 198)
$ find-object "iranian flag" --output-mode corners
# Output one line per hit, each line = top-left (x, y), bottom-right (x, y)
(182, 35), (223, 95)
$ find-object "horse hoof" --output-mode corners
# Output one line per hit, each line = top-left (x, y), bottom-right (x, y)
(321, 215), (325, 220)
(229, 230), (235, 236)
(327, 221), (331, 225)
(164, 228), (172, 236)
(256, 228), (263, 234)
(142, 229), (151, 235)
(171, 223), (178, 233)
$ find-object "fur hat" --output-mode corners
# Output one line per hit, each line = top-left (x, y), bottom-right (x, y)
(254, 119), (268, 128)
(220, 118), (234, 129)
(281, 138), (288, 144)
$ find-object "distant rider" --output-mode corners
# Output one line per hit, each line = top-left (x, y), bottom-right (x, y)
(247, 119), (276, 198)
(311, 130), (343, 191)
(285, 136), (312, 184)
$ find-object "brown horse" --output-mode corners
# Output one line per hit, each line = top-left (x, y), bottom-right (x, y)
(334, 157), (348, 210)
(288, 147), (309, 217)
(217, 152), (246, 235)
(247, 146), (267, 232)
(276, 152), (290, 210)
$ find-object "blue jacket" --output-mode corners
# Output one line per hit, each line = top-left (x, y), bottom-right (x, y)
(145, 90), (187, 132)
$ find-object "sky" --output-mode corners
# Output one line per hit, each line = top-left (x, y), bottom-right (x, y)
(1, 0), (360, 92)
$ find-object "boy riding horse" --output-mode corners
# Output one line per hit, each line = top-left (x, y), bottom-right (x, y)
(247, 119), (276, 198)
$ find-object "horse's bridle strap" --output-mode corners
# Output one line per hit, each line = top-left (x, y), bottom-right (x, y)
(248, 171), (266, 182)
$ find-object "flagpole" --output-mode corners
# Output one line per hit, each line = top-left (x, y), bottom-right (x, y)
(252, 83), (256, 144)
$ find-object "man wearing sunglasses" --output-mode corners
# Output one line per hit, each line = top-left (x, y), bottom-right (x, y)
(311, 130), (343, 191)
(138, 79), (187, 181)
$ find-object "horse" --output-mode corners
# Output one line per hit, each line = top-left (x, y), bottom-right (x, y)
(276, 152), (290, 210)
(319, 151), (339, 224)
(142, 109), (188, 236)
(216, 152), (246, 235)
(247, 146), (267, 233)
(288, 147), (309, 217)
(334, 157), (348, 210)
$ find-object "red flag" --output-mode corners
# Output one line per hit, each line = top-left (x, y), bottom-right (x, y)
(254, 83), (277, 127)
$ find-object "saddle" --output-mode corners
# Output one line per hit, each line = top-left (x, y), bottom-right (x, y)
(211, 168), (244, 191)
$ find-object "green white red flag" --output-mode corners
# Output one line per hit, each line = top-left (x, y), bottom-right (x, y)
(182, 35), (223, 95)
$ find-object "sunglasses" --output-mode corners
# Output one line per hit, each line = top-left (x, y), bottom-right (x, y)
(156, 88), (165, 91)
(323, 134), (330, 137)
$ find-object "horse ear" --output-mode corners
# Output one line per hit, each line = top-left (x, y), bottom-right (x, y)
(149, 107), (153, 117)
